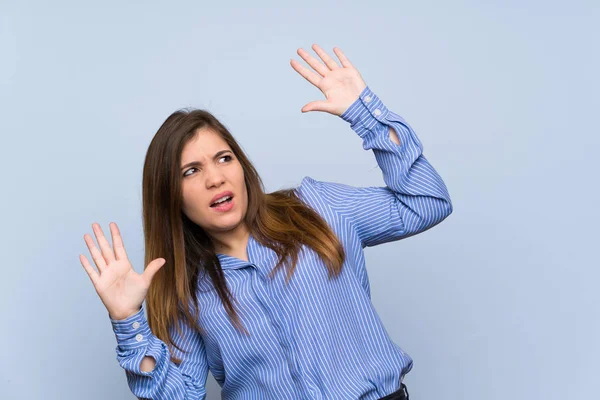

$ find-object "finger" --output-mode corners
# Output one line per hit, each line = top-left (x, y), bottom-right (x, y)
(311, 44), (340, 70)
(92, 222), (116, 263)
(80, 254), (100, 286)
(110, 222), (129, 261)
(79, 254), (100, 287)
(84, 233), (108, 272)
(302, 100), (336, 114)
(297, 48), (329, 77)
(333, 47), (353, 68)
(290, 59), (321, 87)
(143, 258), (166, 284)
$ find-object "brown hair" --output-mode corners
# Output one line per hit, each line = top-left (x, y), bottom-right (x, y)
(142, 108), (346, 364)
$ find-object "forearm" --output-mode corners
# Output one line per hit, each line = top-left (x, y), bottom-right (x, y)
(388, 126), (400, 145)
(110, 305), (209, 398)
(141, 355), (157, 372)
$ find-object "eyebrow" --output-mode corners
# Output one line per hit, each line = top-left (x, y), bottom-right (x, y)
(181, 150), (232, 170)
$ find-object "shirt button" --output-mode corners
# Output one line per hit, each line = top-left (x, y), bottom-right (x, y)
(132, 321), (140, 329)
(374, 108), (382, 116)
(364, 95), (372, 103)
(135, 334), (143, 342)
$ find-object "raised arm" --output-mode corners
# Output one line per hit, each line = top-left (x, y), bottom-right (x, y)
(110, 304), (209, 400)
(305, 86), (453, 247)
(290, 45), (452, 247)
(79, 222), (208, 399)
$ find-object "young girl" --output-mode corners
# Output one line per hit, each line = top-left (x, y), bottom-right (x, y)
(80, 44), (452, 399)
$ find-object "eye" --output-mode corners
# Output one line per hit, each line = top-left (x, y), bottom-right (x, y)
(182, 155), (234, 177)
(183, 167), (198, 177)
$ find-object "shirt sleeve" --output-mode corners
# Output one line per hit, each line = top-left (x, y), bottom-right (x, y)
(309, 85), (453, 248)
(110, 303), (209, 399)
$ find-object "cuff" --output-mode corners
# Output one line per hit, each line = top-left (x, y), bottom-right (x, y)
(340, 86), (391, 137)
(110, 304), (152, 353)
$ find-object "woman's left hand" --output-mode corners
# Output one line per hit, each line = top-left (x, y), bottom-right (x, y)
(290, 44), (367, 116)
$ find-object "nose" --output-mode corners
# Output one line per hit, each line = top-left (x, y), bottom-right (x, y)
(205, 165), (226, 189)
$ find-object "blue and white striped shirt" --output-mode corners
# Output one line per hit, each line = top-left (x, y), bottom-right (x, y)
(110, 85), (453, 399)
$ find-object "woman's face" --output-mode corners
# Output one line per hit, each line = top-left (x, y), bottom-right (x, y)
(180, 128), (248, 237)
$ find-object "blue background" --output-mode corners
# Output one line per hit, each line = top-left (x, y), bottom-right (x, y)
(1, 1), (598, 399)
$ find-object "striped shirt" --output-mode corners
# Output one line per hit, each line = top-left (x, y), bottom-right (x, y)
(110, 85), (453, 399)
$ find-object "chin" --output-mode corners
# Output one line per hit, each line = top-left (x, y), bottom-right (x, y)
(213, 215), (245, 229)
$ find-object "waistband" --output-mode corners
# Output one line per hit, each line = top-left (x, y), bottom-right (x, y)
(378, 382), (409, 400)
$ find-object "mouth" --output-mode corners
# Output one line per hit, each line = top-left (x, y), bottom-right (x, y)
(210, 195), (234, 208)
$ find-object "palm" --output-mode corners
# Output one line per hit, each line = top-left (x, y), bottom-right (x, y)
(290, 44), (367, 116)
(94, 258), (145, 317)
(317, 69), (363, 104)
(80, 222), (165, 320)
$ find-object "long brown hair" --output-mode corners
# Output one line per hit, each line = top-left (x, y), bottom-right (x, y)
(142, 108), (346, 364)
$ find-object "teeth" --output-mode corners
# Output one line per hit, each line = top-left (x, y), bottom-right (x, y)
(212, 196), (231, 206)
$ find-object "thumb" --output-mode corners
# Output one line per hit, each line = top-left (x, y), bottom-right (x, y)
(301, 101), (336, 114)
(143, 257), (166, 283)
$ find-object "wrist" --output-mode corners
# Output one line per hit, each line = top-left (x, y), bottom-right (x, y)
(109, 305), (142, 321)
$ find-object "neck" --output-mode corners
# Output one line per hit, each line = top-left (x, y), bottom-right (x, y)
(210, 223), (250, 258)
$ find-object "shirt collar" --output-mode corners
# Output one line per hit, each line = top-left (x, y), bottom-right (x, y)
(216, 233), (256, 270)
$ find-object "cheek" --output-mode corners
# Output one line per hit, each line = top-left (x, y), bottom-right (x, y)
(182, 187), (206, 212)
(239, 180), (248, 201)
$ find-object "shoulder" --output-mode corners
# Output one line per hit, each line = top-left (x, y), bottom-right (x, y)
(295, 175), (327, 204)
(294, 175), (334, 216)
(295, 175), (363, 218)
(296, 175), (366, 208)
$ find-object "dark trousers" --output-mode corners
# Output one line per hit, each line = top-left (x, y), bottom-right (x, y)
(378, 382), (410, 400)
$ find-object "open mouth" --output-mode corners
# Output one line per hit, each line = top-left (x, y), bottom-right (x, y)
(210, 196), (233, 207)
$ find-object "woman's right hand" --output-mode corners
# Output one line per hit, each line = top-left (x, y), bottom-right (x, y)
(79, 222), (166, 321)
